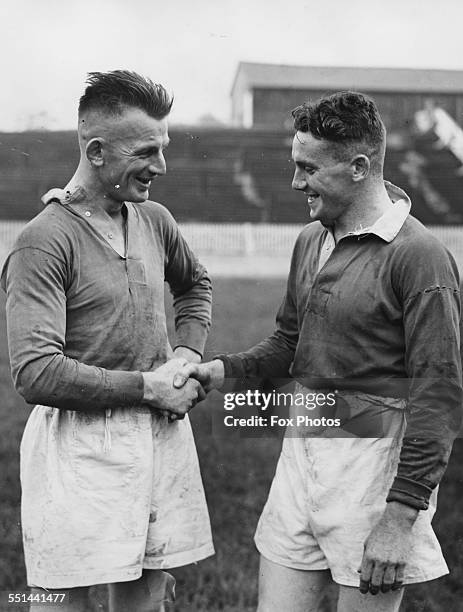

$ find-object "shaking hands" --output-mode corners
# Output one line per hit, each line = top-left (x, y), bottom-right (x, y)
(142, 358), (225, 421)
(173, 359), (225, 394)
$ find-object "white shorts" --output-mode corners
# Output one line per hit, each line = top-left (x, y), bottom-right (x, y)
(20, 405), (214, 588)
(254, 393), (448, 586)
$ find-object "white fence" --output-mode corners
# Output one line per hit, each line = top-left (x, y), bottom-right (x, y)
(1, 221), (463, 274)
(178, 223), (304, 255)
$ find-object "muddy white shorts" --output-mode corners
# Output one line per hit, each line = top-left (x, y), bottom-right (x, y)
(254, 392), (448, 586)
(20, 405), (214, 588)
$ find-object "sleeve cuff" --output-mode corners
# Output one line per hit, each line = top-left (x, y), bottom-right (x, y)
(213, 354), (261, 393)
(104, 370), (144, 406)
(175, 323), (208, 357)
(214, 354), (247, 379)
(173, 345), (203, 359)
(386, 476), (433, 511)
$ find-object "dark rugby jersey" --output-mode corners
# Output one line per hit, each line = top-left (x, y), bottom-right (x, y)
(1, 188), (211, 411)
(218, 183), (462, 510)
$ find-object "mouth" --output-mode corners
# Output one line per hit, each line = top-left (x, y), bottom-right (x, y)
(306, 192), (320, 204)
(135, 176), (152, 189)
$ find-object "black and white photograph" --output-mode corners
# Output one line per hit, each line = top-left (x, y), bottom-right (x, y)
(1, 1), (463, 610)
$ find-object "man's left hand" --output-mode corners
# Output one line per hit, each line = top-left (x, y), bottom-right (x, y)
(358, 501), (418, 595)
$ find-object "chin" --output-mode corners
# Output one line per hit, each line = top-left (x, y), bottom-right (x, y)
(309, 203), (333, 225)
(127, 190), (148, 203)
(308, 207), (322, 221)
(132, 194), (148, 203)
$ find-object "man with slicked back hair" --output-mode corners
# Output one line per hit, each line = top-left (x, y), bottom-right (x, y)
(2, 70), (214, 612)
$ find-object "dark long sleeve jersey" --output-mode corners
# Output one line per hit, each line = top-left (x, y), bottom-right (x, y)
(218, 186), (462, 510)
(1, 191), (212, 412)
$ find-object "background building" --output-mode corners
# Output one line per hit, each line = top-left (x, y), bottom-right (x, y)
(231, 62), (463, 131)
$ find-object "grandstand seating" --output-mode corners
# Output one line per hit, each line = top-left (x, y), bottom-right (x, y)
(1, 125), (462, 224)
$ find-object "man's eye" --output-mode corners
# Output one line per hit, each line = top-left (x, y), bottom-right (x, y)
(139, 149), (158, 158)
(305, 167), (315, 174)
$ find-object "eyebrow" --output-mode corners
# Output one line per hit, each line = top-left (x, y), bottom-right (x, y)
(294, 159), (317, 169)
(135, 139), (170, 154)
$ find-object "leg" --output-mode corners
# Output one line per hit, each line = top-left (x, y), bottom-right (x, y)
(257, 555), (332, 612)
(29, 587), (90, 612)
(109, 569), (175, 612)
(337, 584), (404, 612)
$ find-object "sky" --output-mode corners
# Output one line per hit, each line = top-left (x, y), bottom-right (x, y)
(2, 0), (463, 131)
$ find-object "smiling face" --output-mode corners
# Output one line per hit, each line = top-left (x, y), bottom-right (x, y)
(291, 131), (356, 225)
(89, 107), (170, 204)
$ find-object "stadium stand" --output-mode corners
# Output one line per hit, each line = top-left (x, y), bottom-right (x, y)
(1, 122), (463, 225)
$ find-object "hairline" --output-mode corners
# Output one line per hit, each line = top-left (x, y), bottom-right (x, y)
(78, 102), (170, 122)
(293, 129), (378, 162)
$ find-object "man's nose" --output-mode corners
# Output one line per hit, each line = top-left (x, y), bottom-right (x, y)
(148, 153), (166, 176)
(292, 168), (307, 191)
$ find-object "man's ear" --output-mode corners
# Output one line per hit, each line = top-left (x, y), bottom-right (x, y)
(351, 154), (370, 182)
(86, 138), (104, 167)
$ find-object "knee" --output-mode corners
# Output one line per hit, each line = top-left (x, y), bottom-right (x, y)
(109, 570), (175, 612)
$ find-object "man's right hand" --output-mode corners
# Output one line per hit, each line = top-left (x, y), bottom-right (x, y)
(142, 358), (206, 418)
(172, 359), (225, 392)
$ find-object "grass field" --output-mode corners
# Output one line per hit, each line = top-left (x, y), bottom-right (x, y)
(1, 278), (463, 611)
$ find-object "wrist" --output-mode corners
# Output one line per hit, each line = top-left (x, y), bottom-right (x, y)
(174, 346), (202, 363)
(142, 372), (158, 404)
(385, 500), (419, 524)
(210, 359), (225, 390)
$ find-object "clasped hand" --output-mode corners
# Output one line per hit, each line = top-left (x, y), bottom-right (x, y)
(142, 358), (224, 421)
(142, 358), (206, 420)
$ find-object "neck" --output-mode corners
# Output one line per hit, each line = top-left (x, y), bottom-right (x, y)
(332, 181), (392, 241)
(65, 162), (124, 217)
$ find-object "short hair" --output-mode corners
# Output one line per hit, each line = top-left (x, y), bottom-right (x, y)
(292, 91), (386, 163)
(78, 70), (173, 119)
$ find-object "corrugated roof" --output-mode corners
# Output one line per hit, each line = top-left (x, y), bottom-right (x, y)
(232, 62), (463, 94)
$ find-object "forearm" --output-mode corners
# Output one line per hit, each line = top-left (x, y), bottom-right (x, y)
(171, 270), (212, 357)
(387, 436), (454, 510)
(390, 275), (462, 509)
(14, 353), (144, 411)
(388, 354), (462, 508)
(387, 374), (461, 510)
(387, 373), (461, 509)
(215, 331), (296, 391)
(163, 213), (212, 357)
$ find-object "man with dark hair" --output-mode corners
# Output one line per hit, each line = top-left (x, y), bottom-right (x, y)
(2, 70), (214, 611)
(174, 91), (462, 611)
